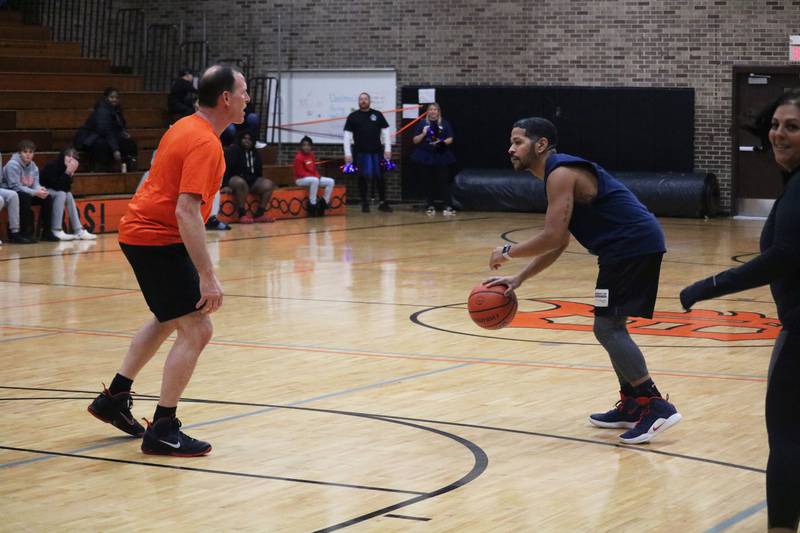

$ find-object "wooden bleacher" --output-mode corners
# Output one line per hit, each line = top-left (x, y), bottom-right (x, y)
(0, 10), (345, 237)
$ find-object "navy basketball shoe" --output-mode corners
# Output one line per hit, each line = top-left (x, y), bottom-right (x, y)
(619, 396), (682, 444)
(588, 392), (644, 429)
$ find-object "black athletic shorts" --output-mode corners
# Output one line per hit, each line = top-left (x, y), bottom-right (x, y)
(120, 242), (201, 322)
(594, 252), (663, 319)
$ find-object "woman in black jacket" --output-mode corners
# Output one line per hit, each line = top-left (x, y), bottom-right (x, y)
(167, 68), (197, 122)
(74, 87), (138, 172)
(681, 89), (800, 532)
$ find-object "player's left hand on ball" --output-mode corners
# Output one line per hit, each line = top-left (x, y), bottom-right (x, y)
(484, 275), (520, 295)
(489, 247), (508, 270)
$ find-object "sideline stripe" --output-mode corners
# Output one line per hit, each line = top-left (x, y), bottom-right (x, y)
(703, 500), (767, 532)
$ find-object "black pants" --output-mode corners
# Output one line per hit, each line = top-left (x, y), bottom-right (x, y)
(419, 164), (451, 208)
(355, 152), (385, 205)
(90, 137), (138, 171)
(766, 330), (800, 530)
(17, 191), (53, 238)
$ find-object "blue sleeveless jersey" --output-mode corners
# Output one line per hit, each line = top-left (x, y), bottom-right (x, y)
(543, 153), (665, 264)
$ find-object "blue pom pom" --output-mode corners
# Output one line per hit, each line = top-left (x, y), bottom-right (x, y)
(341, 162), (358, 174)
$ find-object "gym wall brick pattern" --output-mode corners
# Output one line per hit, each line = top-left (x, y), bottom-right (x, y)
(113, 0), (800, 211)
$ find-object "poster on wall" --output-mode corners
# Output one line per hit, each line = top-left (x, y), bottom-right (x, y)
(267, 69), (397, 144)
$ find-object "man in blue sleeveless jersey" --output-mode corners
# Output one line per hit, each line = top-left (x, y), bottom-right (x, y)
(485, 117), (681, 444)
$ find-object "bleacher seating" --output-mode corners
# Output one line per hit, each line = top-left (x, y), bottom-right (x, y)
(0, 9), (346, 238)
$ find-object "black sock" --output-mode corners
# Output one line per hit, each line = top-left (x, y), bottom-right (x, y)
(254, 206), (265, 217)
(632, 379), (661, 398)
(153, 404), (177, 422)
(238, 207), (247, 217)
(620, 382), (635, 397)
(108, 373), (133, 395)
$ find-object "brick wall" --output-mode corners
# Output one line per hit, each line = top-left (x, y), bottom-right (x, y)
(114, 0), (800, 210)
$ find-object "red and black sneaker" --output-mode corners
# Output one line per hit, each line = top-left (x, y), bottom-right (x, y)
(87, 385), (145, 437)
(141, 417), (212, 457)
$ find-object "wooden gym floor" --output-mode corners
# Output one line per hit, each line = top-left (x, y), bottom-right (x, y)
(0, 209), (775, 532)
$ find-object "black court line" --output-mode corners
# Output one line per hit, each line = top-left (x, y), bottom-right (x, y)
(0, 391), (488, 532)
(377, 414), (766, 475)
(0, 389), (764, 475)
(0, 216), (493, 263)
(410, 301), (777, 350)
(732, 252), (759, 264)
(384, 514), (431, 521)
(0, 444), (424, 496)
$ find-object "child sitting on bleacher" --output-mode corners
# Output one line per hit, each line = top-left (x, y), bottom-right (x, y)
(293, 136), (335, 217)
(2, 140), (83, 241)
(40, 147), (96, 240)
(0, 151), (34, 244)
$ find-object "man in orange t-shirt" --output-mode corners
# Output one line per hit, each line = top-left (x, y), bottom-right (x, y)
(88, 65), (249, 457)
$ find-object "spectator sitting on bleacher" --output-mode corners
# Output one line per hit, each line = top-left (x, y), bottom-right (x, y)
(74, 87), (138, 172)
(204, 191), (232, 231)
(40, 147), (97, 240)
(167, 68), (197, 122)
(293, 136), (335, 217)
(0, 152), (34, 244)
(221, 102), (262, 148)
(223, 131), (274, 223)
(1, 140), (73, 241)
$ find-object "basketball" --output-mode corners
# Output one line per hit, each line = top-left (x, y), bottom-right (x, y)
(468, 283), (518, 330)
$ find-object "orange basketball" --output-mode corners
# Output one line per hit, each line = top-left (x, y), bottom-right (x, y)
(468, 283), (518, 330)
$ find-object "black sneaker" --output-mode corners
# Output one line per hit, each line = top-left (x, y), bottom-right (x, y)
(40, 230), (61, 242)
(141, 417), (212, 457)
(87, 386), (145, 437)
(9, 232), (35, 244)
(317, 198), (328, 216)
(204, 215), (231, 231)
(378, 202), (393, 213)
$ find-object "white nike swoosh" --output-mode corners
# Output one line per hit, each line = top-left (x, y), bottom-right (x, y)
(158, 439), (181, 449)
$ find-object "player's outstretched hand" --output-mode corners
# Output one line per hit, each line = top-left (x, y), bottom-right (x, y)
(483, 275), (520, 296)
(197, 273), (224, 314)
(680, 276), (715, 311)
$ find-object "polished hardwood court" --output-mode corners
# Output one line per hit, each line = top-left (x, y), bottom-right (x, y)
(0, 208), (775, 531)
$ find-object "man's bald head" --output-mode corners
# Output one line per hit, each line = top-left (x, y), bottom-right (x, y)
(197, 64), (243, 108)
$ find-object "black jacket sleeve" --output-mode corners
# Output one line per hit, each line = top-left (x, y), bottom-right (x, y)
(253, 149), (262, 178)
(39, 160), (72, 192)
(681, 174), (800, 309)
(94, 104), (120, 152)
(223, 146), (240, 182)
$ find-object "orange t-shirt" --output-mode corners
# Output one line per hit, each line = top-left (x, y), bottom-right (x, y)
(119, 115), (225, 246)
